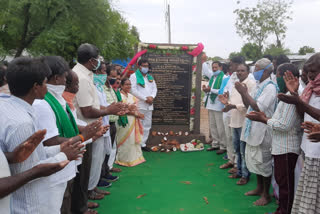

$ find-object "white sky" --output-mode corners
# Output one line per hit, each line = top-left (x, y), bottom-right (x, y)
(114, 0), (320, 58)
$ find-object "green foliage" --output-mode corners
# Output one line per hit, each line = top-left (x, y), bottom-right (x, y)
(234, 0), (292, 50)
(263, 44), (291, 56)
(298, 46), (315, 55)
(240, 43), (261, 61)
(0, 0), (139, 62)
(208, 56), (223, 61)
(229, 52), (242, 59)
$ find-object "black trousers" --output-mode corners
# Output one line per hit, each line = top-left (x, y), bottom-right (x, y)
(61, 179), (74, 214)
(101, 122), (117, 178)
(274, 153), (299, 214)
(71, 143), (92, 214)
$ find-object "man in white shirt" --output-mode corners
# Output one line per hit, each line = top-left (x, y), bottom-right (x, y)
(0, 57), (84, 214)
(237, 58), (278, 206)
(203, 61), (228, 152)
(130, 59), (157, 151)
(33, 56), (104, 214)
(0, 131), (69, 214)
(72, 43), (125, 214)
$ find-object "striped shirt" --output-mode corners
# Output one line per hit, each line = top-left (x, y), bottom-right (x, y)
(103, 85), (119, 122)
(0, 96), (67, 214)
(267, 97), (303, 155)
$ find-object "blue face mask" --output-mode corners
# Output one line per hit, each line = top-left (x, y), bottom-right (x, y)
(141, 67), (149, 74)
(92, 58), (101, 71)
(212, 70), (222, 76)
(253, 64), (272, 81)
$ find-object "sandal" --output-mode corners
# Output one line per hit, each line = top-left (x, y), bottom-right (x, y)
(94, 187), (110, 195)
(88, 190), (104, 200)
(228, 173), (241, 179)
(88, 202), (99, 209)
(219, 162), (233, 169)
(237, 177), (249, 185)
(228, 167), (237, 174)
(84, 209), (98, 214)
(110, 167), (122, 173)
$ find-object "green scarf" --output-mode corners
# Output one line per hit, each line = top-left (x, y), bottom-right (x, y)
(205, 71), (224, 107)
(135, 69), (154, 87)
(114, 89), (129, 127)
(44, 92), (79, 138)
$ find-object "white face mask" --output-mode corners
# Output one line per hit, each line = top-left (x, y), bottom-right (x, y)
(47, 84), (66, 96)
(46, 84), (67, 108)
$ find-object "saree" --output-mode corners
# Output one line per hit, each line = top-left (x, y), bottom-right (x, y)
(115, 92), (145, 167)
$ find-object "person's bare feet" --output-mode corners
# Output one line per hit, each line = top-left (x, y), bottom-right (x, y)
(245, 188), (262, 196)
(253, 195), (271, 206)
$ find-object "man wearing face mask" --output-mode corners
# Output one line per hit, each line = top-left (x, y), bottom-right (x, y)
(129, 59), (157, 151)
(236, 58), (278, 206)
(32, 56), (105, 214)
(246, 63), (302, 214)
(103, 65), (122, 174)
(203, 61), (228, 152)
(0, 57), (85, 214)
(90, 59), (119, 199)
(72, 43), (126, 214)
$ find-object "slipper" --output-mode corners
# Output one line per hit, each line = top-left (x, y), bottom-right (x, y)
(84, 208), (98, 214)
(88, 202), (99, 209)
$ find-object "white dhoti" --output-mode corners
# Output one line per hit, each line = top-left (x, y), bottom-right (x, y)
(245, 139), (272, 177)
(108, 137), (117, 170)
(139, 109), (152, 147)
(88, 136), (106, 190)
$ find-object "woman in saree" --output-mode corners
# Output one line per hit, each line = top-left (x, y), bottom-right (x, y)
(115, 78), (145, 167)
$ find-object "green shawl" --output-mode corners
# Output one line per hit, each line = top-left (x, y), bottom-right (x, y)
(114, 89), (129, 127)
(204, 71), (224, 107)
(136, 69), (154, 87)
(44, 92), (79, 138)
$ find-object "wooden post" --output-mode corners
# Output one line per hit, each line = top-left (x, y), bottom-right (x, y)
(193, 53), (203, 134)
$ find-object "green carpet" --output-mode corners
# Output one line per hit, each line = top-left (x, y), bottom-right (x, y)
(96, 148), (277, 214)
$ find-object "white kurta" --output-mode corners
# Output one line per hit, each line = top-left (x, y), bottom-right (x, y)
(241, 79), (278, 177)
(130, 72), (157, 147)
(33, 86), (78, 214)
(301, 93), (320, 158)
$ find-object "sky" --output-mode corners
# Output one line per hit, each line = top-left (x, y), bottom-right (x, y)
(114, 0), (320, 58)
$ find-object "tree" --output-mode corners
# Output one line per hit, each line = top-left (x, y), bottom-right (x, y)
(234, 0), (292, 52)
(298, 46), (315, 55)
(229, 52), (242, 59)
(240, 43), (261, 61)
(0, 0), (139, 61)
(208, 56), (223, 61)
(261, 0), (292, 48)
(263, 44), (291, 56)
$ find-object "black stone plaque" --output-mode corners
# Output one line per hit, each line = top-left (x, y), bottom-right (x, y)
(144, 51), (193, 125)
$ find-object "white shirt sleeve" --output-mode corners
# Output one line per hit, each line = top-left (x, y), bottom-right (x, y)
(256, 84), (277, 113)
(202, 62), (213, 79)
(151, 80), (157, 98)
(33, 100), (60, 142)
(130, 74), (147, 101)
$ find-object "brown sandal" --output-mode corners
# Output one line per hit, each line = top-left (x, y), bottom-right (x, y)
(94, 187), (110, 195)
(228, 173), (241, 179)
(88, 202), (99, 209)
(88, 191), (104, 200)
(237, 177), (249, 185)
(220, 162), (233, 169)
(84, 209), (98, 214)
